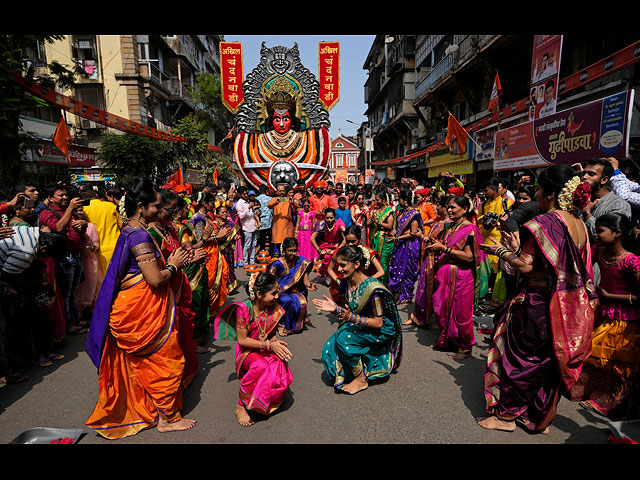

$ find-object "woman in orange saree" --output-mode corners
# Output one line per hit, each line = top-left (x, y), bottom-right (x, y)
(191, 192), (231, 322)
(478, 165), (596, 434)
(85, 178), (196, 439)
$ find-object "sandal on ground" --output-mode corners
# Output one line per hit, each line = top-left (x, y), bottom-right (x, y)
(36, 358), (53, 367)
(48, 353), (64, 361)
(5, 372), (30, 384)
(67, 326), (88, 335)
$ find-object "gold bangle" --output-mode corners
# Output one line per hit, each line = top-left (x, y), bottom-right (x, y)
(137, 256), (157, 265)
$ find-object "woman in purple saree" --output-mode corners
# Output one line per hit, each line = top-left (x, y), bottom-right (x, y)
(408, 196), (448, 327)
(425, 195), (488, 360)
(478, 165), (596, 434)
(213, 272), (293, 427)
(389, 190), (423, 306)
(268, 237), (316, 336)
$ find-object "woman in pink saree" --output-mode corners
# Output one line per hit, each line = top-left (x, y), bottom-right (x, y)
(310, 208), (346, 279)
(478, 165), (596, 434)
(213, 272), (293, 426)
(425, 195), (488, 360)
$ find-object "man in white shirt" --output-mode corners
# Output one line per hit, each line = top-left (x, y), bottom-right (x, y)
(538, 79), (557, 118)
(235, 186), (259, 266)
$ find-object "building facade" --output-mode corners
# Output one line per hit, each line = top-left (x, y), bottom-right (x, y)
(328, 133), (360, 185)
(19, 34), (229, 185)
(362, 34), (640, 187)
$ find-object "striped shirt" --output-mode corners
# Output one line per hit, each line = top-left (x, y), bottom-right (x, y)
(0, 226), (40, 275)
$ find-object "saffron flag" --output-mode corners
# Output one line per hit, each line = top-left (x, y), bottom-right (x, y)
(488, 71), (503, 112)
(213, 166), (219, 186)
(52, 115), (72, 163)
(445, 112), (468, 155)
(168, 168), (183, 185)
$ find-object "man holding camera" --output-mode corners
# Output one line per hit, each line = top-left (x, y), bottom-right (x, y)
(38, 184), (87, 335)
(479, 177), (514, 274)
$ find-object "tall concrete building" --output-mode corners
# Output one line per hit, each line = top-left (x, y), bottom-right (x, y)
(20, 34), (229, 184)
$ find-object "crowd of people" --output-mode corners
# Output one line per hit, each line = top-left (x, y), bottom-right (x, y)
(1, 156), (640, 438)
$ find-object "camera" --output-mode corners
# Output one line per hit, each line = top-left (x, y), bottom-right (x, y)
(21, 197), (37, 209)
(482, 211), (500, 230)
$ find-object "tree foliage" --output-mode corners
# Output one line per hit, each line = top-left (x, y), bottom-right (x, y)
(98, 133), (175, 188)
(0, 35), (82, 190)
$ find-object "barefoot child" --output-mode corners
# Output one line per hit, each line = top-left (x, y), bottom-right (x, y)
(213, 272), (293, 426)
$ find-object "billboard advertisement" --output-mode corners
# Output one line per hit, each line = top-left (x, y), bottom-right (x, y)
(529, 35), (563, 121)
(495, 90), (635, 171)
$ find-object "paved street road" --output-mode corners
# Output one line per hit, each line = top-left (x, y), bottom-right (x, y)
(0, 268), (614, 445)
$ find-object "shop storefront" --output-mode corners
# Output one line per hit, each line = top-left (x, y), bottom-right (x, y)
(22, 138), (97, 186)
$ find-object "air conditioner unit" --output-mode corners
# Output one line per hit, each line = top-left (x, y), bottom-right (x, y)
(445, 44), (459, 56)
(80, 118), (98, 129)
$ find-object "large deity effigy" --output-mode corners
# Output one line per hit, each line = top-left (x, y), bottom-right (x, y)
(230, 43), (331, 190)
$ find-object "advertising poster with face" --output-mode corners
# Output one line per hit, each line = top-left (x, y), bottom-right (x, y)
(529, 35), (563, 121)
(495, 90), (635, 171)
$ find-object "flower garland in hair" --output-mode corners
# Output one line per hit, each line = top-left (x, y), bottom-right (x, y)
(359, 246), (371, 270)
(248, 273), (257, 300)
(557, 176), (582, 212)
(118, 195), (128, 223)
(572, 181), (592, 210)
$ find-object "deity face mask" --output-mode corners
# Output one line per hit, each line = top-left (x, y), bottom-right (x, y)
(272, 109), (292, 134)
(269, 160), (298, 188)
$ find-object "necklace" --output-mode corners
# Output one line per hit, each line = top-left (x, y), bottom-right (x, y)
(254, 305), (273, 340)
(131, 216), (149, 231)
(600, 248), (626, 266)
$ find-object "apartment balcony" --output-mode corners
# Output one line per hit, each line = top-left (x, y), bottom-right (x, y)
(414, 35), (497, 102)
(415, 53), (454, 99)
(139, 60), (171, 92)
(169, 77), (194, 105)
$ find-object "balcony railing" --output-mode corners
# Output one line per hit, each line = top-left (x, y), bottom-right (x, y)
(415, 53), (454, 99)
(169, 77), (193, 102)
(139, 61), (170, 90)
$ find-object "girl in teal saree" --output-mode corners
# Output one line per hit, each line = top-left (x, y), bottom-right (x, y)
(313, 245), (403, 394)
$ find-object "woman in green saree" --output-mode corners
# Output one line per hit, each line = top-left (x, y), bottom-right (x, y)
(313, 245), (403, 395)
(367, 188), (396, 285)
(175, 198), (211, 352)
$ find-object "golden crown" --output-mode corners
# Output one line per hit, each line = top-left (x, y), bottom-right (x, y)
(264, 76), (298, 111)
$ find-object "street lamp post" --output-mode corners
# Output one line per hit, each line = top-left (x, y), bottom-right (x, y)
(346, 119), (370, 178)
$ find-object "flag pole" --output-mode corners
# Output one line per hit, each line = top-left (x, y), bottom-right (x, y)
(447, 111), (490, 156)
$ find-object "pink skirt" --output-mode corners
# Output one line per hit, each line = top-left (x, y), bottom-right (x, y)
(432, 263), (476, 351)
(237, 351), (292, 415)
(297, 229), (317, 262)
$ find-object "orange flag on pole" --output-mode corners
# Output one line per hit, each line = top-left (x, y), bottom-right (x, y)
(445, 112), (468, 155)
(212, 166), (219, 186)
(52, 115), (72, 163)
(168, 168), (183, 185)
(488, 71), (503, 112)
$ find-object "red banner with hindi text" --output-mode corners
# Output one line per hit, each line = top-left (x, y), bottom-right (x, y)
(220, 42), (244, 113)
(318, 42), (340, 110)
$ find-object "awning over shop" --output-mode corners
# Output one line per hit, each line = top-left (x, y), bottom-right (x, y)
(370, 138), (444, 168)
(426, 137), (473, 178)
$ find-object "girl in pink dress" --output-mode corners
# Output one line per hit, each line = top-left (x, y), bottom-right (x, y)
(295, 200), (317, 261)
(571, 212), (640, 417)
